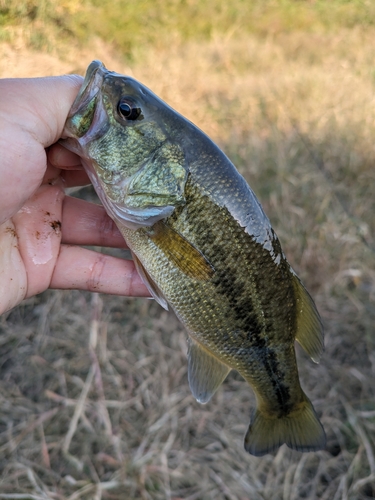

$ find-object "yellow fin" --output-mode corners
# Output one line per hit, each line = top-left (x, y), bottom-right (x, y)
(132, 253), (169, 310)
(147, 221), (215, 280)
(188, 338), (231, 403)
(244, 394), (326, 456)
(292, 274), (324, 364)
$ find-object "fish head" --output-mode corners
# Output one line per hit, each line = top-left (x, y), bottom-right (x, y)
(61, 60), (188, 228)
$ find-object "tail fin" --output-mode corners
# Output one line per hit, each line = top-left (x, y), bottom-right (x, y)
(244, 396), (326, 457)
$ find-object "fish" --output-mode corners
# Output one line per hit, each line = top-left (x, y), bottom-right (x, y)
(61, 60), (326, 457)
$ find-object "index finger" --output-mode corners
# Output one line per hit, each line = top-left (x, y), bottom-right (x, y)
(48, 143), (83, 170)
(0, 75), (83, 223)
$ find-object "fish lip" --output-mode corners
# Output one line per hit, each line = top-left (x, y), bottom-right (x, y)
(62, 60), (107, 143)
(68, 60), (105, 118)
(60, 93), (109, 155)
(61, 61), (109, 152)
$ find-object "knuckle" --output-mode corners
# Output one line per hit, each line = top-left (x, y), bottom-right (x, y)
(87, 254), (106, 291)
(98, 211), (118, 244)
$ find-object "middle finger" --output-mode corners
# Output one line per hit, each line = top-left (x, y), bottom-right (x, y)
(61, 196), (127, 248)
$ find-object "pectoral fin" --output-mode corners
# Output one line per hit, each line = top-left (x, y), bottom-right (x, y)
(292, 274), (324, 363)
(146, 221), (215, 281)
(132, 253), (169, 310)
(188, 338), (231, 403)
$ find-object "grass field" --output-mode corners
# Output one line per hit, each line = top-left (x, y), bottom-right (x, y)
(1, 1), (375, 499)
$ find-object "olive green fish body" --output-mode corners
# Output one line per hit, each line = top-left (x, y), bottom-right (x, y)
(61, 61), (326, 456)
(121, 178), (324, 455)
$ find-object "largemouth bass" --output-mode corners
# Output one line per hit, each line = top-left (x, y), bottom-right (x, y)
(61, 60), (326, 456)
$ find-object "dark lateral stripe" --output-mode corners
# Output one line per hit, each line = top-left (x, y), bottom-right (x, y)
(262, 348), (292, 416)
(171, 178), (294, 415)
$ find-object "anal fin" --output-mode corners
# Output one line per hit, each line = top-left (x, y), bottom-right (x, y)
(188, 338), (230, 403)
(292, 274), (324, 363)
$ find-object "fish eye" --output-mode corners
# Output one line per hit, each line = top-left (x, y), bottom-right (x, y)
(117, 98), (142, 120)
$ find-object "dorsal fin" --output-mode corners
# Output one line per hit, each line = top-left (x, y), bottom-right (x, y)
(146, 221), (215, 281)
(292, 274), (324, 363)
(132, 252), (169, 310)
(188, 338), (231, 403)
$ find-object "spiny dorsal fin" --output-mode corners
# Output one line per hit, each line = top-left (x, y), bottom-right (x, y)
(146, 221), (215, 281)
(188, 338), (231, 403)
(292, 274), (324, 363)
(132, 252), (169, 310)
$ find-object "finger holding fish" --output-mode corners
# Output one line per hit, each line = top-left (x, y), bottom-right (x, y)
(61, 197), (128, 248)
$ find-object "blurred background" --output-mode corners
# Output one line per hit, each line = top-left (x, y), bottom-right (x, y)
(1, 1), (375, 498)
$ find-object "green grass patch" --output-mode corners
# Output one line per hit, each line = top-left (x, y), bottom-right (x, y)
(1, 0), (375, 55)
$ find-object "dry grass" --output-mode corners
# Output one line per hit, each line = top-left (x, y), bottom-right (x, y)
(1, 23), (375, 500)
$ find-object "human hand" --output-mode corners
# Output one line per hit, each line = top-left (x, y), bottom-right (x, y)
(0, 75), (149, 315)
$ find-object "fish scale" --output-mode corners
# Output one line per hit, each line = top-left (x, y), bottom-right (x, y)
(61, 60), (326, 456)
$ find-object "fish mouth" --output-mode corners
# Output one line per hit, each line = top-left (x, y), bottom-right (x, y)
(61, 61), (109, 154)
(69, 60), (104, 118)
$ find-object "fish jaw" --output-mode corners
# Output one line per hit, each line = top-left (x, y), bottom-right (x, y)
(61, 61), (110, 157)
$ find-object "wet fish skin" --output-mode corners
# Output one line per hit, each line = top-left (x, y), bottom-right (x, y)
(61, 60), (326, 456)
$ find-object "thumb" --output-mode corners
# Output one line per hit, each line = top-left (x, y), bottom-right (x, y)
(0, 74), (83, 146)
(0, 74), (83, 223)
